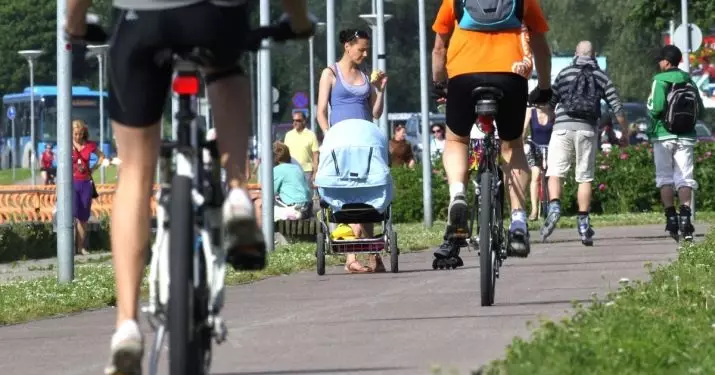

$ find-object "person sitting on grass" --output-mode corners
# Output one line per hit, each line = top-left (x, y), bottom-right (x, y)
(272, 141), (312, 222)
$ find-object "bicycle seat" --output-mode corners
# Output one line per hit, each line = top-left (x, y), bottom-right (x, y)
(154, 47), (217, 70)
(471, 86), (504, 102)
(471, 86), (503, 116)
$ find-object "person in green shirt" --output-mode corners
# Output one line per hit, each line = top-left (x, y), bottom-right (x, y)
(273, 142), (312, 221)
(647, 45), (705, 242)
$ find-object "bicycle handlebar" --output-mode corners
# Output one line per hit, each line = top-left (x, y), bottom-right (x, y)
(72, 13), (316, 51)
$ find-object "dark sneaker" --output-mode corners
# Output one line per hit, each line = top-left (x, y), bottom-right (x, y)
(577, 215), (595, 246)
(445, 193), (469, 240)
(665, 215), (679, 242)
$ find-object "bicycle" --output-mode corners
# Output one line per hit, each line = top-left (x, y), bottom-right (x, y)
(527, 139), (549, 219)
(467, 86), (508, 307)
(74, 16), (314, 375)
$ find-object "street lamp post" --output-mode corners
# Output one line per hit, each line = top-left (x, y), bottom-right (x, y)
(309, 22), (327, 131)
(87, 44), (109, 184)
(18, 50), (44, 186)
(358, 11), (393, 137)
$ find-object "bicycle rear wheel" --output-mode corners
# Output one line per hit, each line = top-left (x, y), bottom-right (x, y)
(169, 175), (195, 375)
(479, 171), (496, 306)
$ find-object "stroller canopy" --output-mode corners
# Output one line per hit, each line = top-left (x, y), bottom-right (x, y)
(315, 119), (393, 213)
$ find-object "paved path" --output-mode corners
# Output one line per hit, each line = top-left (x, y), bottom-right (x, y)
(0, 224), (708, 375)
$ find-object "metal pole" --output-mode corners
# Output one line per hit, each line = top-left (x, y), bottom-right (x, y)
(57, 0), (74, 282)
(371, 0), (378, 72)
(669, 20), (675, 45)
(11, 119), (15, 181)
(309, 36), (316, 131)
(680, 0), (690, 74)
(98, 52), (106, 184)
(249, 53), (257, 141)
(418, 0), (432, 228)
(259, 0), (274, 252)
(30, 59), (36, 186)
(376, 0), (389, 140)
(326, 0), (336, 66)
(370, 24), (379, 127)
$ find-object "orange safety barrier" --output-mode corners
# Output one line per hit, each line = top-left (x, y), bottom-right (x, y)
(0, 183), (263, 225)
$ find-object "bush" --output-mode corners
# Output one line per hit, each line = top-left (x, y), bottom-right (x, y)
(0, 219), (110, 263)
(390, 142), (715, 222)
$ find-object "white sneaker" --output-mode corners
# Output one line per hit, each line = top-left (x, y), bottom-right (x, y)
(222, 188), (266, 270)
(104, 319), (144, 375)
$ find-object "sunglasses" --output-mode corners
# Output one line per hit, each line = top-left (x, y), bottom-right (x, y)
(431, 129), (443, 134)
(293, 119), (304, 123)
(348, 30), (370, 42)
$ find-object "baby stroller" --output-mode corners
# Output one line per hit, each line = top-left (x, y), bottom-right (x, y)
(314, 119), (398, 275)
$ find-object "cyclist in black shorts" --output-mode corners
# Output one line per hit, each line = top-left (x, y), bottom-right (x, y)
(431, 0), (553, 257)
(65, 1), (311, 373)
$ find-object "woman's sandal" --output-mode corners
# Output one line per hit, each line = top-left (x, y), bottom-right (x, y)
(344, 260), (371, 274)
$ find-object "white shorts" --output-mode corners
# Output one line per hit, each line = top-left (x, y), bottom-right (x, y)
(653, 139), (698, 190)
(546, 129), (597, 183)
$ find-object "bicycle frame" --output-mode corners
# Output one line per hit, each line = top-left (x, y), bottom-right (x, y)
(144, 57), (227, 375)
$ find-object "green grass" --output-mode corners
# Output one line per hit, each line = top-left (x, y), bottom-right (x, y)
(0, 221), (446, 325)
(0, 212), (713, 326)
(0, 166), (118, 185)
(478, 230), (715, 375)
(0, 168), (32, 184)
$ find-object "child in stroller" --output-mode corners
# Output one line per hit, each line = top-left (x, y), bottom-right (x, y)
(314, 118), (399, 275)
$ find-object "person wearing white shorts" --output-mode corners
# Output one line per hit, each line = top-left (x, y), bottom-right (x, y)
(539, 41), (628, 244)
(647, 45), (705, 242)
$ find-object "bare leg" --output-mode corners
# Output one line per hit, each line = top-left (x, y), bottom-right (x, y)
(205, 73), (250, 189)
(548, 176), (562, 201)
(110, 122), (160, 327)
(76, 220), (89, 255)
(500, 139), (529, 212)
(677, 186), (692, 207)
(577, 182), (592, 212)
(529, 166), (540, 219)
(442, 129), (469, 187)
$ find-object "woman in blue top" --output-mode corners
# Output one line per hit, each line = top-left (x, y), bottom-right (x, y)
(315, 28), (388, 274)
(273, 142), (312, 221)
(522, 104), (554, 221)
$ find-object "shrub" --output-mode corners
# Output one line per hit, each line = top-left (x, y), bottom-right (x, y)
(0, 219), (110, 263)
(390, 142), (715, 222)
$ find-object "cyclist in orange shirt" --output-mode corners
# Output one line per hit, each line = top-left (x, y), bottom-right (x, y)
(431, 0), (554, 261)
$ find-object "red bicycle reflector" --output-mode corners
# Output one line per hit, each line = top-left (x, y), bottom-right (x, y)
(172, 76), (199, 95)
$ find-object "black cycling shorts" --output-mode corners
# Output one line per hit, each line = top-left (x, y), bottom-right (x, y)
(446, 73), (528, 141)
(107, 3), (250, 127)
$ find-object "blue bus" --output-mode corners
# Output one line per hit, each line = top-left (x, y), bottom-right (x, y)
(1, 85), (112, 170)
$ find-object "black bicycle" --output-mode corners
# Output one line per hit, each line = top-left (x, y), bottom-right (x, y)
(74, 16), (315, 375)
(468, 87), (508, 307)
(527, 140), (549, 219)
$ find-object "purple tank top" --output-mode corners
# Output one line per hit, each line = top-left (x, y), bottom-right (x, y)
(328, 63), (372, 126)
(530, 108), (554, 146)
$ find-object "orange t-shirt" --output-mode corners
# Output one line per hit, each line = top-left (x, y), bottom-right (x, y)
(432, 0), (549, 79)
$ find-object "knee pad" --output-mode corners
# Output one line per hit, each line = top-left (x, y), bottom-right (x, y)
(204, 65), (244, 85)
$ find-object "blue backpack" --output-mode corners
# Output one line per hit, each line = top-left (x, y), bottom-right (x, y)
(454, 0), (524, 32)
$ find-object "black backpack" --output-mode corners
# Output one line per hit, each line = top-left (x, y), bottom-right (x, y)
(563, 65), (601, 120)
(664, 81), (699, 134)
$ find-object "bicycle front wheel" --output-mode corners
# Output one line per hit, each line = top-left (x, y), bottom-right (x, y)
(479, 171), (496, 306)
(169, 175), (195, 375)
